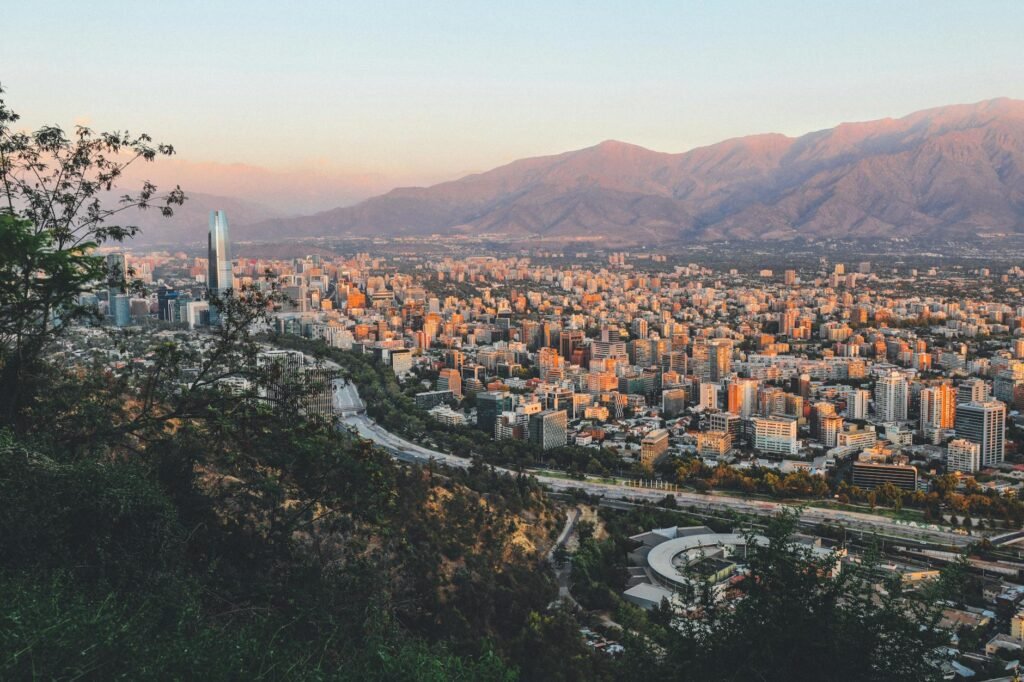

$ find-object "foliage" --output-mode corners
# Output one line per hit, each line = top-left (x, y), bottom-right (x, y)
(0, 87), (577, 680)
(606, 510), (963, 681)
(0, 83), (183, 249)
(0, 214), (106, 426)
(0, 84), (184, 428)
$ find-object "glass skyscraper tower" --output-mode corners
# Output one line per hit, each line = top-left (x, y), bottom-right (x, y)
(208, 210), (233, 294)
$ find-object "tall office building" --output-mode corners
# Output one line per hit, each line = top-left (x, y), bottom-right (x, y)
(106, 253), (127, 295)
(955, 400), (1006, 467)
(660, 350), (687, 376)
(639, 429), (670, 469)
(592, 326), (627, 361)
(437, 368), (462, 397)
(208, 210), (234, 295)
(529, 409), (568, 450)
(157, 287), (180, 322)
(111, 293), (132, 327)
(874, 371), (908, 422)
(477, 391), (514, 437)
(559, 329), (585, 363)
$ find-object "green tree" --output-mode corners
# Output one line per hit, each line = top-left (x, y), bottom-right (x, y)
(0, 214), (104, 427)
(621, 510), (962, 681)
(0, 84), (183, 429)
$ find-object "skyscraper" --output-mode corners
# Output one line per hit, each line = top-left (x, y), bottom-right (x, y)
(106, 253), (127, 296)
(955, 400), (1006, 467)
(208, 210), (233, 295)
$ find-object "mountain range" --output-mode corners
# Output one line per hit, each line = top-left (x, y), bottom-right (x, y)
(181, 99), (1024, 245)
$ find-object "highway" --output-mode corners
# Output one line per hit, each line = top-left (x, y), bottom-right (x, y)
(334, 380), (974, 550)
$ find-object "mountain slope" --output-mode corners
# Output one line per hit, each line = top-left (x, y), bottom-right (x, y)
(239, 98), (1024, 243)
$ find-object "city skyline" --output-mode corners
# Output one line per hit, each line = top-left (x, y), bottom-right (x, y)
(6, 4), (1024, 678)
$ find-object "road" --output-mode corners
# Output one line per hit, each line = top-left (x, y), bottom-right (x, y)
(335, 381), (974, 550)
(550, 508), (580, 607)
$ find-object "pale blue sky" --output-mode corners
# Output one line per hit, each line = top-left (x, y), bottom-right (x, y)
(3, 1), (1022, 188)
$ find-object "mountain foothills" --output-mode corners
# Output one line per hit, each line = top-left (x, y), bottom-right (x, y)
(236, 98), (1024, 244)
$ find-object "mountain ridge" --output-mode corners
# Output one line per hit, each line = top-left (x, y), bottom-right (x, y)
(233, 98), (1024, 244)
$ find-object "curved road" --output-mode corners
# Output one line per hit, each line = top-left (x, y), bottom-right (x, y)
(335, 380), (973, 549)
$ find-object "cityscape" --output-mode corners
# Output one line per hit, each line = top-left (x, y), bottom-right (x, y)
(4, 3), (1024, 681)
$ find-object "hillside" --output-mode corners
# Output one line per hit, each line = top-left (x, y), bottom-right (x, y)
(237, 99), (1024, 244)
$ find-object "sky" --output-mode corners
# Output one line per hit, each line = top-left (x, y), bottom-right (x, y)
(3, 1), (1023, 213)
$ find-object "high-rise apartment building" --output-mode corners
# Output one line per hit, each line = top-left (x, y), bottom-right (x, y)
(727, 378), (758, 418)
(752, 416), (798, 455)
(874, 371), (908, 422)
(699, 383), (719, 410)
(820, 415), (844, 449)
(845, 389), (869, 420)
(946, 438), (981, 474)
(920, 383), (956, 442)
(957, 378), (990, 405)
(708, 338), (733, 382)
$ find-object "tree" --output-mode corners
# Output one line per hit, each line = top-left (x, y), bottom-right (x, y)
(0, 86), (575, 682)
(0, 83), (183, 249)
(629, 510), (964, 681)
(0, 84), (184, 429)
(0, 214), (104, 427)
